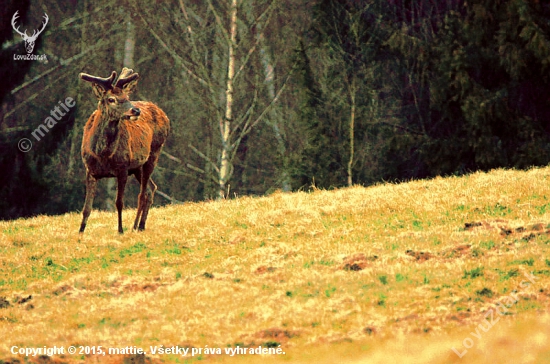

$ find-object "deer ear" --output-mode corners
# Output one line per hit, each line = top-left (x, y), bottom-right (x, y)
(122, 77), (139, 94)
(91, 83), (107, 100)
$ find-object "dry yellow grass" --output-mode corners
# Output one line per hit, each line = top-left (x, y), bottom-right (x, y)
(1, 167), (550, 363)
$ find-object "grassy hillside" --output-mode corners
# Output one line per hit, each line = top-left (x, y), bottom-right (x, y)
(1, 167), (550, 363)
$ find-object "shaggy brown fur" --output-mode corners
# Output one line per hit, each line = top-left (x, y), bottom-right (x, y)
(79, 68), (170, 233)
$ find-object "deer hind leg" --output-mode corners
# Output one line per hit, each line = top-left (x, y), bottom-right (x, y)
(116, 172), (128, 234)
(133, 168), (144, 229)
(133, 160), (157, 231)
(79, 172), (97, 233)
(138, 178), (157, 230)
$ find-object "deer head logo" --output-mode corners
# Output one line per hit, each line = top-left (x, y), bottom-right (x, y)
(11, 11), (49, 54)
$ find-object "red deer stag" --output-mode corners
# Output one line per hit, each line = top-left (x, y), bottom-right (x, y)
(78, 67), (170, 233)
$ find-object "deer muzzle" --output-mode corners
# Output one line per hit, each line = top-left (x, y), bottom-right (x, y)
(122, 106), (141, 121)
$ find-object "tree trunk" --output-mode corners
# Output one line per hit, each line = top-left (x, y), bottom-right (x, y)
(123, 20), (136, 68)
(259, 34), (291, 192)
(347, 77), (356, 187)
(218, 0), (238, 199)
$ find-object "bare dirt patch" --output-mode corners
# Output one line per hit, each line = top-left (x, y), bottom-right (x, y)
(405, 250), (433, 262)
(441, 244), (471, 258)
(254, 266), (277, 274)
(339, 253), (378, 271)
(243, 327), (300, 346)
(463, 219), (550, 240)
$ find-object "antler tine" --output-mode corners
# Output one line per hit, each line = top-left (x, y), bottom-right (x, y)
(42, 13), (49, 28)
(119, 67), (134, 78)
(115, 67), (140, 89)
(33, 13), (49, 39)
(28, 13), (49, 40)
(79, 71), (117, 90)
(11, 11), (28, 37)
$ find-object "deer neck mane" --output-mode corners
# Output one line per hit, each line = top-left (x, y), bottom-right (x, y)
(90, 104), (124, 158)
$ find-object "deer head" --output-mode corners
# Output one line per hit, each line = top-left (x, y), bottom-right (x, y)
(11, 11), (49, 54)
(79, 68), (141, 121)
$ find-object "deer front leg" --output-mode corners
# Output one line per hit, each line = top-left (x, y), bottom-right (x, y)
(116, 172), (128, 234)
(79, 172), (97, 233)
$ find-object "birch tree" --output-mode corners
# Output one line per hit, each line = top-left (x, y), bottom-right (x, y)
(218, 0), (237, 199)
(142, 0), (293, 199)
(313, 0), (381, 186)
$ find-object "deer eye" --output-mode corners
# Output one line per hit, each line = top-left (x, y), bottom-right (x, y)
(107, 97), (116, 104)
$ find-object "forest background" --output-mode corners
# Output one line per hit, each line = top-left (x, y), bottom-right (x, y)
(2, 0), (550, 219)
